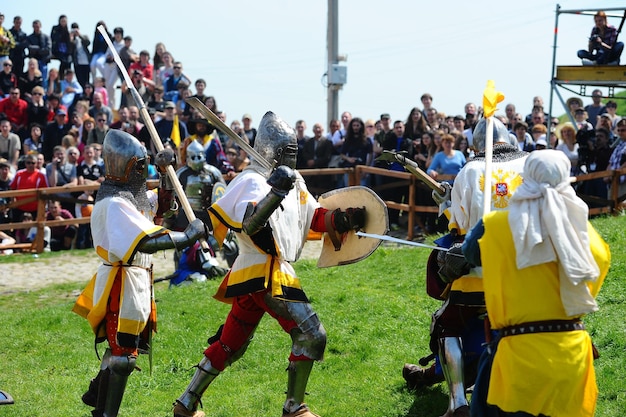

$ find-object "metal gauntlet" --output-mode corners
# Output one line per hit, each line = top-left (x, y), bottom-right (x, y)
(432, 181), (452, 206)
(139, 219), (208, 253)
(332, 207), (366, 234)
(437, 242), (472, 283)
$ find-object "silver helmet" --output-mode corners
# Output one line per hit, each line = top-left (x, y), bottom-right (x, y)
(186, 139), (206, 171)
(472, 117), (516, 152)
(252, 111), (298, 170)
(103, 129), (148, 183)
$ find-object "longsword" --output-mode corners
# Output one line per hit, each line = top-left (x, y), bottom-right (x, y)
(355, 231), (449, 252)
(375, 151), (446, 194)
(185, 97), (273, 171)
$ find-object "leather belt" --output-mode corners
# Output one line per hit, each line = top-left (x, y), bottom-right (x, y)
(499, 319), (584, 337)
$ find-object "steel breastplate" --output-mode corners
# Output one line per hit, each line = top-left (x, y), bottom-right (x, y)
(184, 172), (215, 211)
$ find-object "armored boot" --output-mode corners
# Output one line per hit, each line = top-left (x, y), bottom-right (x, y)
(82, 369), (105, 408)
(82, 349), (112, 415)
(282, 360), (320, 417)
(173, 356), (220, 417)
(438, 337), (469, 417)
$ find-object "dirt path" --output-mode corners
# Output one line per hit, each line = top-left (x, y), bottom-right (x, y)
(0, 240), (323, 294)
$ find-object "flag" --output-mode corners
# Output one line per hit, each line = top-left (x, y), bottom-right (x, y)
(170, 113), (181, 147)
(482, 80), (505, 118)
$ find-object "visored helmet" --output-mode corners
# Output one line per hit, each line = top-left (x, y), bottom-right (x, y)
(186, 139), (206, 171)
(103, 130), (148, 183)
(252, 111), (298, 170)
(472, 117), (516, 152)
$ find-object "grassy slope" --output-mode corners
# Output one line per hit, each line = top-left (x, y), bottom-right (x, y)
(0, 214), (623, 417)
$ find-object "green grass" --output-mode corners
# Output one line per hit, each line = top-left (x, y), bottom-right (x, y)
(0, 214), (624, 416)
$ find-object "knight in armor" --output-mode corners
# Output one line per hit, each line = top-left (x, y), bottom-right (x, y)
(463, 150), (609, 417)
(172, 139), (224, 229)
(72, 130), (210, 417)
(182, 118), (234, 177)
(402, 118), (528, 417)
(166, 139), (235, 283)
(171, 111), (366, 417)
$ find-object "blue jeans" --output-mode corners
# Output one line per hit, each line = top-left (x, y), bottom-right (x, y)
(578, 41), (624, 64)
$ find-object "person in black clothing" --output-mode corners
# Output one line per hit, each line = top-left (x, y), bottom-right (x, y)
(50, 15), (73, 77)
(24, 20), (52, 83)
(0, 59), (18, 96)
(43, 109), (71, 162)
(0, 158), (11, 224)
(9, 16), (27, 77)
(381, 120), (413, 228)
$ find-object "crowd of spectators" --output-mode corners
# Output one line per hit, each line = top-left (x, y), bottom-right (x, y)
(1, 11), (626, 252)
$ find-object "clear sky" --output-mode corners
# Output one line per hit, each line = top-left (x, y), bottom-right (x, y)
(3, 0), (626, 133)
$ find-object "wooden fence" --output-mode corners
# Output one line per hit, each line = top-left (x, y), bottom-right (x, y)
(1, 168), (624, 253)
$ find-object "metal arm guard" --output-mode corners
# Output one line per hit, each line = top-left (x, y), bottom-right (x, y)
(242, 165), (295, 236)
(139, 219), (208, 253)
(241, 191), (285, 236)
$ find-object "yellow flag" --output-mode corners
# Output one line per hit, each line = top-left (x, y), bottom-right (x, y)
(482, 80), (505, 118)
(171, 113), (181, 147)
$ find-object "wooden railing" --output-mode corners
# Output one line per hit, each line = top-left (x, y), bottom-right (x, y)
(1, 168), (624, 253)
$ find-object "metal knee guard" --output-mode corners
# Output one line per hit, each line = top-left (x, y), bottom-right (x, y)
(289, 313), (326, 360)
(283, 360), (315, 414)
(264, 294), (327, 360)
(438, 337), (468, 413)
(101, 354), (136, 417)
(176, 356), (220, 412)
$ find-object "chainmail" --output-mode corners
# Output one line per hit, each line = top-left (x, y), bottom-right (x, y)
(96, 170), (151, 214)
(471, 143), (528, 163)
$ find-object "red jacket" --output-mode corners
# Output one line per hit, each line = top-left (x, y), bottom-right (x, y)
(0, 97), (29, 129)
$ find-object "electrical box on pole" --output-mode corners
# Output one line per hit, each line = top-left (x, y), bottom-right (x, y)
(329, 64), (347, 85)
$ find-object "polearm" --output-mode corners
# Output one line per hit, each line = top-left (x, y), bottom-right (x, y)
(185, 97), (273, 171)
(375, 150), (446, 194)
(96, 26), (206, 246)
(481, 80), (504, 216)
(483, 117), (494, 215)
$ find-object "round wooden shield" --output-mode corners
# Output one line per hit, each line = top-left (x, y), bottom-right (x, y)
(317, 186), (389, 268)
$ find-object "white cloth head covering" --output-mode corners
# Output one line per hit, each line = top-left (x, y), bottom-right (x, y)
(508, 150), (600, 316)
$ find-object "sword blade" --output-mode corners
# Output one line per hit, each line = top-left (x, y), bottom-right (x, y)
(355, 231), (448, 251)
(185, 97), (273, 171)
(378, 151), (445, 194)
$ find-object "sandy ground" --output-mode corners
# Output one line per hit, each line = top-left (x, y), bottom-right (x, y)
(0, 240), (324, 294)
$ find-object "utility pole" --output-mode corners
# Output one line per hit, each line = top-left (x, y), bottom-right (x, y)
(327, 0), (347, 127)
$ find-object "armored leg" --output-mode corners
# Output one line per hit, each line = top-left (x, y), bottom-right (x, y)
(101, 354), (136, 417)
(174, 356), (220, 417)
(264, 295), (327, 361)
(438, 337), (469, 417)
(274, 299), (326, 417)
(83, 349), (112, 408)
(283, 360), (314, 414)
